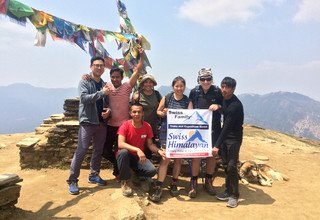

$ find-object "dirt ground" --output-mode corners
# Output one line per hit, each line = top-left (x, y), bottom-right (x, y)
(1, 126), (320, 220)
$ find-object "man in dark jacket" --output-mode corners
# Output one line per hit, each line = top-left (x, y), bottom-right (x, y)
(188, 68), (223, 198)
(213, 77), (244, 208)
(67, 56), (111, 195)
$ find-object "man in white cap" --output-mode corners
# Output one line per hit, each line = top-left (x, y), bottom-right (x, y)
(187, 68), (223, 198)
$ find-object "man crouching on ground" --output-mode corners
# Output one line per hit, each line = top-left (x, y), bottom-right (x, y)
(117, 102), (166, 197)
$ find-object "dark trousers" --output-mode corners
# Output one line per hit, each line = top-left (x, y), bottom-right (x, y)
(68, 123), (106, 183)
(220, 139), (242, 198)
(116, 149), (157, 181)
(102, 125), (119, 176)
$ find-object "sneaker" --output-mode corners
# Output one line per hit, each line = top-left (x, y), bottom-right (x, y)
(121, 180), (133, 197)
(170, 182), (179, 197)
(188, 180), (198, 198)
(68, 182), (79, 195)
(88, 175), (107, 186)
(204, 178), (216, 196)
(149, 186), (162, 203)
(227, 197), (238, 208)
(216, 192), (230, 201)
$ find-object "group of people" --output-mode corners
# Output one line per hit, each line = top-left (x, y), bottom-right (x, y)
(66, 49), (244, 208)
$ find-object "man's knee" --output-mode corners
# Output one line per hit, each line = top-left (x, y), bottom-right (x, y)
(143, 160), (157, 177)
(226, 162), (237, 174)
(117, 149), (129, 162)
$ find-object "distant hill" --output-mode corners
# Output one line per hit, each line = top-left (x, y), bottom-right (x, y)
(2, 84), (319, 140)
(239, 92), (320, 140)
(0, 83), (77, 134)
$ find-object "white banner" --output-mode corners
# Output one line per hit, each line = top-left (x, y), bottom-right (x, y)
(166, 109), (212, 158)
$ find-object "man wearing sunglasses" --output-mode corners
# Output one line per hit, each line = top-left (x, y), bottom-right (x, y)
(187, 68), (223, 198)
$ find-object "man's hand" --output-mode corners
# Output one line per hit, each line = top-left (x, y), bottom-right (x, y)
(158, 148), (166, 160)
(212, 146), (219, 156)
(82, 73), (90, 81)
(209, 104), (221, 111)
(101, 108), (111, 119)
(137, 149), (146, 164)
(102, 84), (110, 96)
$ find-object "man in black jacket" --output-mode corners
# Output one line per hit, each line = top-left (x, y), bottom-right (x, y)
(188, 68), (223, 198)
(213, 77), (244, 208)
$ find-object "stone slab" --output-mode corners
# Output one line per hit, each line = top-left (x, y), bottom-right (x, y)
(0, 174), (22, 187)
(0, 185), (21, 207)
(16, 138), (40, 148)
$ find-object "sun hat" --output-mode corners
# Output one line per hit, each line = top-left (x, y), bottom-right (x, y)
(138, 74), (157, 88)
(197, 68), (213, 82)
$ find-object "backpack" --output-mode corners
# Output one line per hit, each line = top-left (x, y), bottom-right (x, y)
(192, 85), (221, 108)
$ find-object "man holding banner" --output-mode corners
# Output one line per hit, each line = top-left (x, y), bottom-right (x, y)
(213, 77), (244, 208)
(187, 68), (223, 198)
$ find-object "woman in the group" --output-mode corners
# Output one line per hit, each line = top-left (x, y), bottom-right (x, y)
(132, 74), (162, 159)
(148, 76), (190, 203)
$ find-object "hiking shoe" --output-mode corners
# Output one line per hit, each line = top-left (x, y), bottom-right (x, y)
(188, 180), (198, 198)
(227, 197), (238, 208)
(170, 182), (179, 197)
(68, 182), (79, 195)
(216, 192), (230, 201)
(121, 180), (133, 197)
(204, 178), (216, 196)
(88, 175), (106, 186)
(149, 186), (162, 203)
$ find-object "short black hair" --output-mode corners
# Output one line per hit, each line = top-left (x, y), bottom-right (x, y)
(130, 102), (144, 111)
(221, 77), (237, 89)
(90, 56), (105, 66)
(110, 67), (124, 77)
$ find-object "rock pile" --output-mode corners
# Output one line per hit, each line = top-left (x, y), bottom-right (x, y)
(0, 174), (23, 209)
(17, 97), (111, 169)
(63, 98), (79, 121)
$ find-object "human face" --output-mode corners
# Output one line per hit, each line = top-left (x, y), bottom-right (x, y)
(142, 79), (154, 92)
(199, 76), (212, 91)
(110, 71), (123, 88)
(130, 105), (144, 122)
(173, 80), (185, 96)
(221, 84), (235, 100)
(90, 60), (105, 78)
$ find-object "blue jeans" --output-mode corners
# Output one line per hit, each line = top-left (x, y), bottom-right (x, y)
(116, 149), (157, 181)
(67, 123), (106, 183)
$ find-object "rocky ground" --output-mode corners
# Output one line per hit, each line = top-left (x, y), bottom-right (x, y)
(1, 125), (320, 219)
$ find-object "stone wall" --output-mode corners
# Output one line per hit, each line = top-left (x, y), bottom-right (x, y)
(17, 98), (112, 169)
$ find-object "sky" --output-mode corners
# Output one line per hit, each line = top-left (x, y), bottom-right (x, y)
(1, 0), (320, 101)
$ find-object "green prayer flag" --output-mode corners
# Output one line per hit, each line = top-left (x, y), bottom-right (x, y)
(8, 0), (34, 18)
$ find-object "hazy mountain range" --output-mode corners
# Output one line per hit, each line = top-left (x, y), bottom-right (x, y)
(0, 83), (77, 134)
(1, 83), (319, 140)
(238, 92), (320, 140)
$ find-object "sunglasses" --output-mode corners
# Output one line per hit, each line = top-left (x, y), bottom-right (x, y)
(199, 77), (212, 82)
